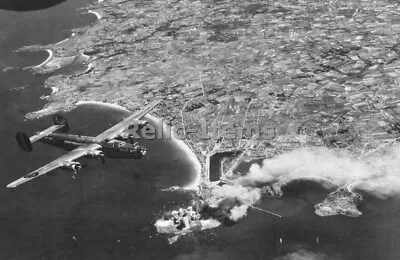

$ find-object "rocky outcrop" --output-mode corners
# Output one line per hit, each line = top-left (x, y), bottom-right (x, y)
(19, 0), (400, 160)
(154, 203), (223, 244)
(314, 187), (362, 218)
(16, 0), (400, 222)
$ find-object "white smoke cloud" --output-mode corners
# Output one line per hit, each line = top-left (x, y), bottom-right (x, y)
(207, 184), (262, 220)
(197, 144), (400, 224)
(211, 184), (261, 205)
(235, 145), (400, 199)
(229, 204), (249, 221)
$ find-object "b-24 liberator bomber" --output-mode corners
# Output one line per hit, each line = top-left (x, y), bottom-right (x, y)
(7, 100), (162, 188)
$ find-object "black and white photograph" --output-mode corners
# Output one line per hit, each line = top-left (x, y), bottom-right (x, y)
(1, 0), (399, 259)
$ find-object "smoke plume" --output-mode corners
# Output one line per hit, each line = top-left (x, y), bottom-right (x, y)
(157, 144), (400, 243)
(229, 204), (249, 221)
(236, 145), (400, 199)
(202, 145), (400, 223)
(207, 184), (261, 221)
(211, 184), (261, 205)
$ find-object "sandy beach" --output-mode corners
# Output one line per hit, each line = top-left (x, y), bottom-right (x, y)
(75, 100), (202, 189)
(50, 87), (59, 94)
(75, 100), (130, 111)
(82, 62), (93, 74)
(88, 10), (102, 20)
(146, 113), (202, 190)
(80, 51), (90, 60)
(54, 37), (69, 45)
(33, 49), (53, 68)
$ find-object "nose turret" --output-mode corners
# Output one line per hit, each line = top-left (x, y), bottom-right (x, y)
(129, 143), (147, 157)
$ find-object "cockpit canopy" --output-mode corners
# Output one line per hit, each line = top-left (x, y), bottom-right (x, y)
(111, 140), (126, 148)
(107, 139), (146, 155)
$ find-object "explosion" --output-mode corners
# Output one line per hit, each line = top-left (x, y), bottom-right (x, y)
(237, 145), (400, 199)
(156, 144), (400, 243)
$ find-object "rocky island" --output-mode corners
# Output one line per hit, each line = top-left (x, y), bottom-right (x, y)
(315, 187), (363, 218)
(17, 0), (400, 229)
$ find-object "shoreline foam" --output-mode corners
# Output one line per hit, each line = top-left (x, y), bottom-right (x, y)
(75, 100), (130, 111)
(55, 38), (69, 45)
(81, 62), (93, 74)
(146, 114), (202, 190)
(75, 101), (202, 190)
(34, 49), (53, 68)
(51, 87), (59, 94)
(80, 51), (90, 60)
(88, 10), (102, 20)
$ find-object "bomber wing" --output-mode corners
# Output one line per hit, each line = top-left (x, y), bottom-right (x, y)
(93, 99), (162, 142)
(6, 143), (101, 188)
(29, 124), (65, 143)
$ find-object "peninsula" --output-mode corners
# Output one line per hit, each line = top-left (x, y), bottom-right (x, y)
(18, 0), (400, 218)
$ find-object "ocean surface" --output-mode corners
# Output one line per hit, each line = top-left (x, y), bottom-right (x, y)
(1, 1), (400, 260)
(0, 1), (195, 259)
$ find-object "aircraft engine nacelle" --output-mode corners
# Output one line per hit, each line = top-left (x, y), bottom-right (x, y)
(63, 161), (82, 172)
(87, 150), (104, 159)
(87, 150), (106, 163)
(117, 133), (136, 144)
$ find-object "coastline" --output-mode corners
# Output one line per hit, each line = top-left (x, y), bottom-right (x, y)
(17, 0), (400, 221)
(80, 51), (90, 60)
(29, 49), (90, 74)
(33, 49), (53, 68)
(54, 37), (70, 45)
(75, 100), (126, 110)
(4, 1), (400, 258)
(81, 62), (93, 74)
(50, 87), (59, 94)
(88, 10), (102, 20)
(146, 113), (202, 190)
(76, 101), (202, 190)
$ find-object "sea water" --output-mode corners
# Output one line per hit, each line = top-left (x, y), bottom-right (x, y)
(1, 1), (399, 259)
(0, 1), (195, 259)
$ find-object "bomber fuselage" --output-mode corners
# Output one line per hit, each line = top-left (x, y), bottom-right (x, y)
(40, 133), (146, 159)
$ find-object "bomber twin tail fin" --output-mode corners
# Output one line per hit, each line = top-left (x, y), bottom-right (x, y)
(16, 114), (69, 152)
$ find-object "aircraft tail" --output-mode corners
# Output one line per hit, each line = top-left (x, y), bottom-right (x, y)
(16, 114), (69, 152)
(16, 132), (33, 152)
(52, 114), (69, 132)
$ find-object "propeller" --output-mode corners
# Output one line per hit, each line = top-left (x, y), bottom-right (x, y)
(96, 152), (106, 164)
(71, 164), (82, 179)
(87, 151), (106, 164)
